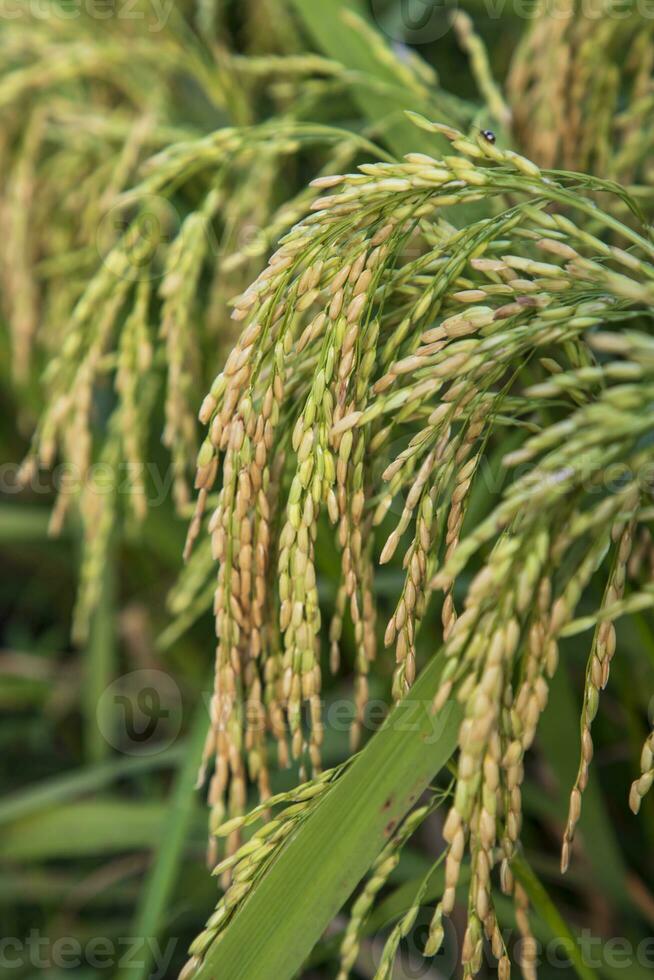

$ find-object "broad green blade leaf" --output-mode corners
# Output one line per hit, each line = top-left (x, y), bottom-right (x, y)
(194, 653), (461, 980)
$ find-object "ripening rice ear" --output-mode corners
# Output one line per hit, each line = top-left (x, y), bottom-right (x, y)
(181, 123), (654, 978)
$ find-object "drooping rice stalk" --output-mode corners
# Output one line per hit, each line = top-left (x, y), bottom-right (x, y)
(181, 115), (654, 977)
(3, 0), (473, 639)
(509, 0), (654, 185)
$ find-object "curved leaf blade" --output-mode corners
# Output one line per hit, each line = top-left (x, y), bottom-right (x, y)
(194, 654), (461, 980)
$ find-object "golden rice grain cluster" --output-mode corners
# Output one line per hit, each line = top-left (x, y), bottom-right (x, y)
(184, 116), (654, 977)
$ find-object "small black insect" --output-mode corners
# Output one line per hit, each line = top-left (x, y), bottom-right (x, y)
(481, 129), (496, 144)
